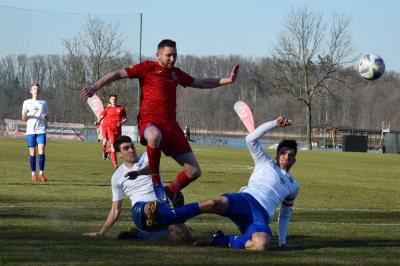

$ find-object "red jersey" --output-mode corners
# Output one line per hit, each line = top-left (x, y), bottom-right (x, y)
(125, 60), (195, 123)
(100, 105), (127, 132)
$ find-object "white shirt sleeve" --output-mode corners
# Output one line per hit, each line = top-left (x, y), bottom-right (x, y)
(245, 120), (277, 165)
(277, 204), (292, 245)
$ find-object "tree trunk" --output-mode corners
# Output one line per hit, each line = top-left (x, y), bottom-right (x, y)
(306, 104), (312, 150)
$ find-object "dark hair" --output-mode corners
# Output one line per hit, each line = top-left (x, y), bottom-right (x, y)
(277, 140), (298, 155)
(113, 135), (133, 152)
(30, 83), (40, 89)
(158, 39), (176, 51)
(109, 93), (117, 99)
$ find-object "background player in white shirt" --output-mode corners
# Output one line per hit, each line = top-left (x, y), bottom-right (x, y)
(22, 84), (49, 182)
(147, 116), (299, 250)
(83, 136), (190, 241)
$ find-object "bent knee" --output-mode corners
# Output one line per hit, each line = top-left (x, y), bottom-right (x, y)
(188, 168), (201, 179)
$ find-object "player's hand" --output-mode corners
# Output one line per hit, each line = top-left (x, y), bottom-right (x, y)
(82, 232), (102, 237)
(230, 63), (240, 83)
(41, 114), (47, 119)
(153, 183), (170, 205)
(276, 116), (292, 127)
(81, 86), (97, 100)
(23, 109), (29, 114)
(124, 171), (140, 180)
(94, 121), (99, 126)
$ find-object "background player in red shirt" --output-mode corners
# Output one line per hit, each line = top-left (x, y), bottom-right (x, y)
(82, 39), (239, 205)
(95, 94), (127, 169)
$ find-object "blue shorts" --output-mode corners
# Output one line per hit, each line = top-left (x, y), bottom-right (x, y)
(221, 192), (272, 238)
(27, 134), (46, 148)
(131, 201), (171, 231)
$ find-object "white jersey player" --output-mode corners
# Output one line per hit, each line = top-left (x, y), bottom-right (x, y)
(22, 84), (49, 182)
(83, 136), (190, 241)
(147, 116), (299, 250)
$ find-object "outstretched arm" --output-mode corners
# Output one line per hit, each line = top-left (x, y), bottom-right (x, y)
(190, 64), (239, 89)
(81, 69), (129, 100)
(83, 200), (123, 236)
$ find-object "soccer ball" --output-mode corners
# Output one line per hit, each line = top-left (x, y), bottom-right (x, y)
(358, 54), (385, 81)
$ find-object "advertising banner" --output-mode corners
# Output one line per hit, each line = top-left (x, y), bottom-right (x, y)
(3, 119), (84, 141)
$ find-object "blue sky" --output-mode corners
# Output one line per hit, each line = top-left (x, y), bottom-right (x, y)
(1, 0), (399, 72)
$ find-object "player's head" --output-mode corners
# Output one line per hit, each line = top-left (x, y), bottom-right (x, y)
(275, 140), (297, 171)
(30, 83), (40, 98)
(114, 136), (137, 164)
(109, 94), (118, 106)
(157, 39), (177, 69)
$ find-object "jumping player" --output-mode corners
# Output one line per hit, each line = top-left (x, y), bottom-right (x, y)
(22, 83), (49, 182)
(147, 116), (299, 251)
(83, 136), (189, 241)
(95, 94), (127, 169)
(82, 39), (239, 205)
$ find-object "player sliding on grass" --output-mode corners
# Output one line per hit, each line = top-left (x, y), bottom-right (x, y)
(83, 135), (190, 241)
(147, 116), (299, 250)
(95, 94), (127, 169)
(82, 39), (239, 206)
(22, 83), (49, 182)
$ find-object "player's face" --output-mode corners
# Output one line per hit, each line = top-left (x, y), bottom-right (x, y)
(118, 142), (137, 164)
(276, 147), (296, 170)
(156, 46), (177, 69)
(30, 85), (40, 98)
(109, 96), (117, 106)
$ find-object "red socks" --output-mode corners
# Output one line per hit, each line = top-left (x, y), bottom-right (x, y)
(111, 152), (118, 169)
(167, 171), (193, 197)
(102, 144), (106, 157)
(147, 146), (162, 184)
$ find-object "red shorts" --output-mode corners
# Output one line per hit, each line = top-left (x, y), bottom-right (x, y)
(139, 120), (192, 157)
(101, 125), (108, 139)
(107, 130), (122, 145)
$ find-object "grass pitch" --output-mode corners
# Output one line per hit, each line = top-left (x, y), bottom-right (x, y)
(0, 138), (399, 265)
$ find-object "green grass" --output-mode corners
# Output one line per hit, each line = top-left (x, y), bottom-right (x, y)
(0, 138), (399, 265)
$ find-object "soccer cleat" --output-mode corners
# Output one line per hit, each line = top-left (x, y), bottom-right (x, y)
(193, 229), (224, 246)
(102, 157), (107, 160)
(106, 157), (110, 160)
(153, 183), (170, 205)
(171, 190), (185, 209)
(117, 228), (139, 240)
(39, 174), (47, 182)
(31, 174), (38, 181)
(146, 200), (163, 231)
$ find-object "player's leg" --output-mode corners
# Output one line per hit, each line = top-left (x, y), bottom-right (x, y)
(108, 132), (118, 169)
(194, 193), (271, 250)
(160, 122), (200, 198)
(167, 152), (201, 197)
(122, 201), (189, 241)
(148, 196), (229, 229)
(101, 126), (108, 159)
(142, 124), (162, 184)
(27, 135), (37, 181)
(102, 138), (107, 160)
(37, 134), (47, 182)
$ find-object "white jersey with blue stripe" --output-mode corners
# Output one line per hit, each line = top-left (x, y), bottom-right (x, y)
(22, 99), (49, 135)
(239, 120), (300, 224)
(111, 152), (160, 206)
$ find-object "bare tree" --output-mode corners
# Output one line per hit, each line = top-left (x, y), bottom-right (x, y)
(267, 5), (359, 149)
(62, 15), (129, 102)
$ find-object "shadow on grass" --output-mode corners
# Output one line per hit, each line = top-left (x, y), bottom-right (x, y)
(268, 234), (400, 251)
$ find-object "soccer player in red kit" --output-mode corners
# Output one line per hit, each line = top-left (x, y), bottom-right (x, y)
(95, 94), (127, 169)
(82, 39), (239, 205)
